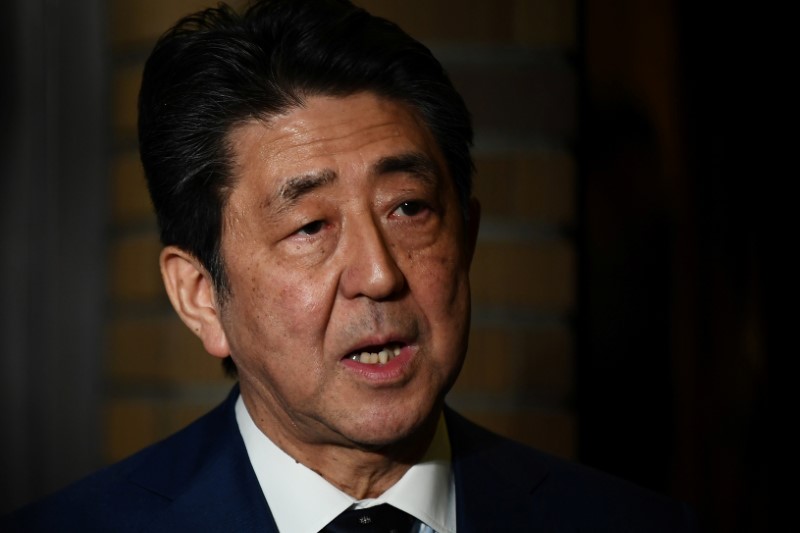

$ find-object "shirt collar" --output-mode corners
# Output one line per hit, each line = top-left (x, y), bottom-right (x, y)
(235, 394), (455, 533)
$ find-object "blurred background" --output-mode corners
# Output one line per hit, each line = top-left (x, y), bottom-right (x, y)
(1, 0), (767, 531)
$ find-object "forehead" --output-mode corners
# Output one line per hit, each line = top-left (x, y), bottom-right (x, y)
(226, 93), (446, 194)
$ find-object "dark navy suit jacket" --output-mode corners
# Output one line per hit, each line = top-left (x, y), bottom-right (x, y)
(6, 387), (696, 532)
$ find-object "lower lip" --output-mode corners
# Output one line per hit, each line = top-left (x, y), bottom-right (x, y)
(339, 345), (415, 383)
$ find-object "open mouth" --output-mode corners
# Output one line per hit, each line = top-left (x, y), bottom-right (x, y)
(346, 342), (404, 365)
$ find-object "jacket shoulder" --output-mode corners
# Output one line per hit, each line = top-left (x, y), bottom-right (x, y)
(445, 408), (697, 532)
(5, 389), (239, 532)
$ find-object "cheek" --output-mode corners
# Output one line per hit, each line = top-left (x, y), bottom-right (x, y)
(406, 243), (471, 344)
(225, 271), (330, 381)
(251, 270), (327, 336)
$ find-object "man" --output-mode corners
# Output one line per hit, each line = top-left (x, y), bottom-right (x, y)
(7, 1), (695, 531)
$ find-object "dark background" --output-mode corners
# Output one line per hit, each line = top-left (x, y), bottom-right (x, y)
(579, 2), (767, 531)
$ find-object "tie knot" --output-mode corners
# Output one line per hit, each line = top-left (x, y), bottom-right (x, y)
(321, 503), (416, 533)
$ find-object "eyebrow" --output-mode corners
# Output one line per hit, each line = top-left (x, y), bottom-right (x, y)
(373, 152), (439, 185)
(272, 169), (337, 207)
(265, 152), (439, 213)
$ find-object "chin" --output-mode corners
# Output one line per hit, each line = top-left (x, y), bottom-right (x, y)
(339, 403), (439, 450)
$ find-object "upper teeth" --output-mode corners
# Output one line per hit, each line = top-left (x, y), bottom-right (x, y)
(350, 343), (402, 364)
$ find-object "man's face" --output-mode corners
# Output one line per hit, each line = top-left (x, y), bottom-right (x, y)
(217, 92), (477, 450)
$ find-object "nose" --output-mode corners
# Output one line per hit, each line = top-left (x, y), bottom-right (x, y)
(339, 217), (406, 300)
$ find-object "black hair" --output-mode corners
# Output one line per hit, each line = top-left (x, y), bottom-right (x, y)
(138, 0), (474, 374)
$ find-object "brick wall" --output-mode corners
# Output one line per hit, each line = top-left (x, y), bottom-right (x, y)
(107, 0), (577, 462)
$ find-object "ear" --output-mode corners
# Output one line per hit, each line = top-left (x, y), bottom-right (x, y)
(159, 246), (230, 358)
(465, 197), (481, 265)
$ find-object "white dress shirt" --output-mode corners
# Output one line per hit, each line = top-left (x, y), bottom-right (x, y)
(235, 394), (456, 533)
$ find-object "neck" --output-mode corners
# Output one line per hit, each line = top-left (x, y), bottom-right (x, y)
(241, 389), (441, 500)
(299, 438), (432, 499)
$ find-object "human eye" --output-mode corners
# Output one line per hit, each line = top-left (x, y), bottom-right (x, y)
(393, 200), (430, 218)
(295, 220), (325, 236)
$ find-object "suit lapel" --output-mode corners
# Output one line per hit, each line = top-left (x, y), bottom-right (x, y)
(125, 386), (279, 532)
(446, 407), (549, 532)
(151, 443), (277, 532)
